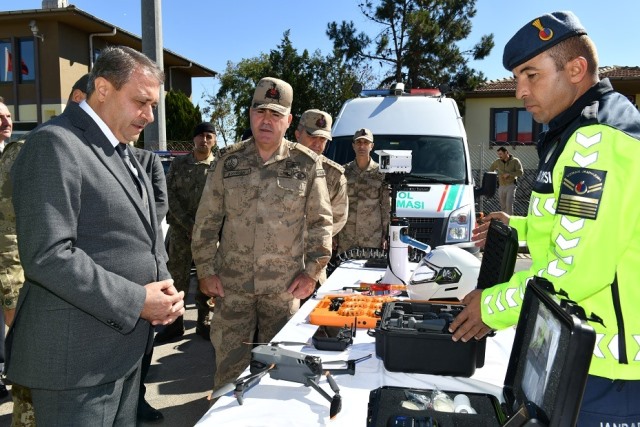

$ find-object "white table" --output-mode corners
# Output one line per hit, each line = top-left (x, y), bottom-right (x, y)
(196, 260), (515, 427)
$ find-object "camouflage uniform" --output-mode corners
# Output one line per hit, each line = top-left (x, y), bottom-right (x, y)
(0, 141), (24, 311)
(336, 158), (390, 254)
(0, 142), (35, 425)
(321, 157), (348, 236)
(192, 137), (332, 387)
(166, 151), (214, 302)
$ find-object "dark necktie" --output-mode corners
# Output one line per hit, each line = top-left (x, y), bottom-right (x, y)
(115, 143), (150, 220)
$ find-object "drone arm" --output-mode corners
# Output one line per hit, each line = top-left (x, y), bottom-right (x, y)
(232, 364), (275, 405)
(306, 376), (333, 403)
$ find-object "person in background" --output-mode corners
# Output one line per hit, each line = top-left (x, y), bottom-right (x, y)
(156, 121), (217, 343)
(0, 97), (17, 414)
(7, 46), (184, 425)
(488, 146), (523, 215)
(295, 109), (348, 284)
(335, 128), (390, 254)
(449, 11), (640, 426)
(192, 77), (333, 390)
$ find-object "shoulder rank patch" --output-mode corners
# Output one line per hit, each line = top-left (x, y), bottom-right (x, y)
(556, 166), (606, 220)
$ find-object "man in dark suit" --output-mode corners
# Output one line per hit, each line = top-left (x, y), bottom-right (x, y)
(7, 46), (184, 425)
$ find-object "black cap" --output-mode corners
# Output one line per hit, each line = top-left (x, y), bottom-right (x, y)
(193, 122), (216, 137)
(503, 11), (587, 71)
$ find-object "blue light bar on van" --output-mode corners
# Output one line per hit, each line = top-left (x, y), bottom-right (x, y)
(359, 89), (394, 97)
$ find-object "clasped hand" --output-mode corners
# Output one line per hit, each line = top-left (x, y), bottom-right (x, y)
(141, 279), (185, 326)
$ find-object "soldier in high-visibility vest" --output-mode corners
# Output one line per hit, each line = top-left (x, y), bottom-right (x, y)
(449, 11), (640, 425)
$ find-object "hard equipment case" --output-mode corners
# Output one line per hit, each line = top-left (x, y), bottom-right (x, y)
(367, 278), (596, 427)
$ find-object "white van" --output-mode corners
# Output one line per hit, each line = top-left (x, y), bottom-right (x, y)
(326, 85), (495, 253)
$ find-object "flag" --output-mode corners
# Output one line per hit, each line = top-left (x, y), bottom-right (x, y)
(4, 48), (29, 78)
(4, 47), (9, 81)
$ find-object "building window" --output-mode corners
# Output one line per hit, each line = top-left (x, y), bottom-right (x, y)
(1, 40), (12, 83)
(1, 39), (35, 83)
(490, 107), (544, 146)
(18, 39), (35, 83)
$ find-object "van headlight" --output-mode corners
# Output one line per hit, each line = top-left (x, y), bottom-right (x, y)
(446, 206), (470, 243)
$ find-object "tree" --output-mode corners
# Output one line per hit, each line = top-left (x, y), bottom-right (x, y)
(165, 90), (203, 148)
(326, 0), (494, 94)
(209, 31), (368, 142)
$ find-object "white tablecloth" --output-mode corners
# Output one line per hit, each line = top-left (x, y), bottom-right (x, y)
(196, 260), (515, 426)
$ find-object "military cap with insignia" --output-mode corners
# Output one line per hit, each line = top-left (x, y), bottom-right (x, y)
(299, 109), (332, 140)
(353, 128), (374, 143)
(251, 77), (293, 115)
(503, 11), (587, 71)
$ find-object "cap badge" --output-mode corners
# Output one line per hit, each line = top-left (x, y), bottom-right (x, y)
(532, 18), (554, 41)
(265, 83), (281, 104)
(316, 116), (327, 128)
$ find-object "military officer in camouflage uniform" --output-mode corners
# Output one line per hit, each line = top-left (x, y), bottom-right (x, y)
(156, 122), (217, 343)
(192, 77), (333, 389)
(0, 99), (35, 426)
(295, 109), (347, 283)
(336, 128), (391, 254)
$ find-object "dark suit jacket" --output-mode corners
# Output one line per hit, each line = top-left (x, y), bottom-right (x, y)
(132, 147), (169, 224)
(6, 102), (170, 390)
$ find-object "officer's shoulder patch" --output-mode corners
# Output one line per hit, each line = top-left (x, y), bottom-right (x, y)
(556, 166), (607, 220)
(289, 141), (319, 162)
(218, 140), (247, 157)
(321, 156), (345, 173)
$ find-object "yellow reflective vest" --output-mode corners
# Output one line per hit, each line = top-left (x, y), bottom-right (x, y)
(481, 80), (640, 380)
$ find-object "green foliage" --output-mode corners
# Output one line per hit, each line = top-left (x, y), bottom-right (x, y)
(165, 90), (203, 143)
(327, 0), (494, 96)
(209, 31), (364, 142)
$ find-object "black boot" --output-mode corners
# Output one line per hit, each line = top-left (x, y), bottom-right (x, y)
(154, 315), (184, 344)
(195, 308), (210, 340)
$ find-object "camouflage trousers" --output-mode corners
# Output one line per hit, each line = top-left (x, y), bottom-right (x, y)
(167, 226), (208, 310)
(12, 383), (35, 426)
(211, 291), (299, 389)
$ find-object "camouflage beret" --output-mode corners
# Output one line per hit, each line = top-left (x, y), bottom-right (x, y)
(251, 77), (293, 115)
(299, 109), (332, 140)
(503, 11), (587, 71)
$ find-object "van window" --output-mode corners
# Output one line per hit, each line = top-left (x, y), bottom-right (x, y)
(325, 135), (467, 184)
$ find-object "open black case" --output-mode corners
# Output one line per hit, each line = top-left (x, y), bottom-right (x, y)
(367, 277), (596, 427)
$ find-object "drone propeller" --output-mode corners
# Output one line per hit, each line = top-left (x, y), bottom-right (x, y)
(243, 341), (310, 347)
(210, 382), (236, 400)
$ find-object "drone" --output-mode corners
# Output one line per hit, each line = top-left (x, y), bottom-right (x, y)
(211, 342), (370, 419)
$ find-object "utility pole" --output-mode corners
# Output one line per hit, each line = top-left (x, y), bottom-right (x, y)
(141, 0), (166, 150)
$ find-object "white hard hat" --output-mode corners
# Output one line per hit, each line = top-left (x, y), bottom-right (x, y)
(407, 245), (481, 301)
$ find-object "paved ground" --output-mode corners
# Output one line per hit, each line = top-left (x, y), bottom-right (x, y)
(0, 255), (532, 427)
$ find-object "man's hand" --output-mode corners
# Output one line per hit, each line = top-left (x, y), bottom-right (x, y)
(287, 273), (316, 299)
(141, 279), (185, 326)
(199, 275), (224, 298)
(448, 289), (492, 342)
(472, 211), (511, 248)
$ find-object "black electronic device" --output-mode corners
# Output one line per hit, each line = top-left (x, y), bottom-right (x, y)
(312, 324), (355, 351)
(367, 278), (596, 426)
(477, 219), (519, 289)
(371, 301), (486, 377)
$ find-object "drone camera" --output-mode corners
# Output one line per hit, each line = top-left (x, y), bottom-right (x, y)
(375, 150), (412, 174)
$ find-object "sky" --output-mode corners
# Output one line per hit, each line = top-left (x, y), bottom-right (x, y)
(8, 0), (640, 115)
